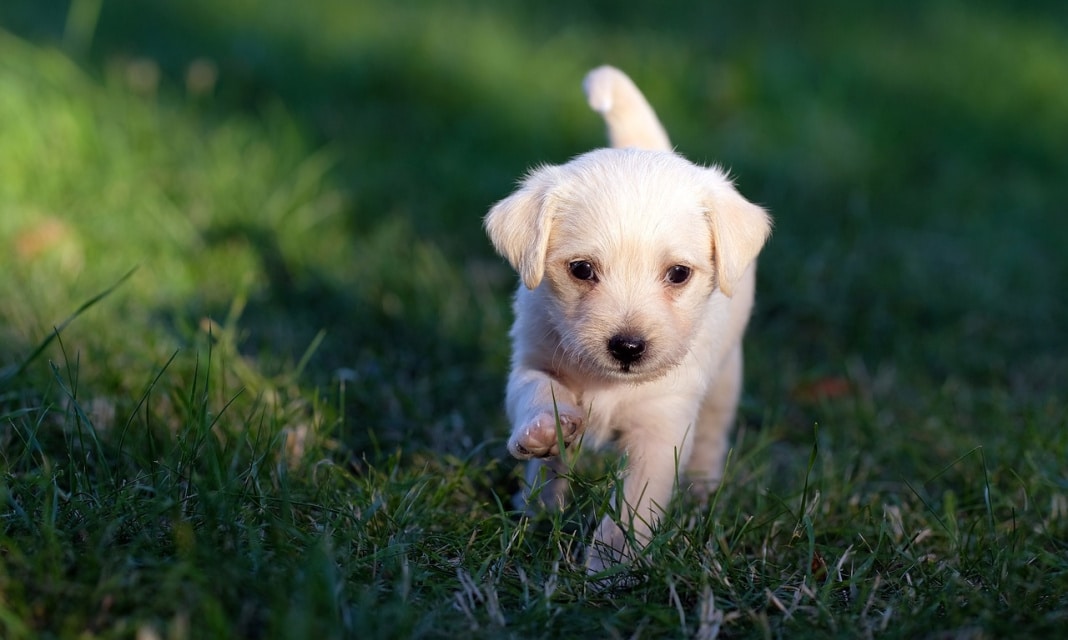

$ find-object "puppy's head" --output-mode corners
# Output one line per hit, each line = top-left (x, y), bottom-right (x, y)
(485, 148), (771, 381)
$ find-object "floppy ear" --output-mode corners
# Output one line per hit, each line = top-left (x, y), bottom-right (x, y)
(704, 177), (772, 297)
(483, 165), (562, 289)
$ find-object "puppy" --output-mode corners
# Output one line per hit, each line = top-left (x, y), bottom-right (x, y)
(484, 66), (771, 572)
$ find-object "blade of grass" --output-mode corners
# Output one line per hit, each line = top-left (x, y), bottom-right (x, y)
(0, 268), (136, 388)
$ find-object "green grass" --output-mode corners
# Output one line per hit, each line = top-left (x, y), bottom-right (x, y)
(1, 0), (1066, 637)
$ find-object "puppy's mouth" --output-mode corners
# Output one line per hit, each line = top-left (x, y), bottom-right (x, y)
(561, 330), (676, 382)
(601, 334), (685, 382)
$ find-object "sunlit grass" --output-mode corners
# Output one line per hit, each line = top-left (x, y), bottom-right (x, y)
(1, 0), (1067, 637)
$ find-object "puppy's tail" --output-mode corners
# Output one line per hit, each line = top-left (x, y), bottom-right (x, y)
(583, 65), (671, 152)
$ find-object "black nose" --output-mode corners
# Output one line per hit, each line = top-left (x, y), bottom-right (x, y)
(608, 334), (646, 365)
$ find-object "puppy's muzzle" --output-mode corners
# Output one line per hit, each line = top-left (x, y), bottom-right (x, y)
(608, 334), (646, 369)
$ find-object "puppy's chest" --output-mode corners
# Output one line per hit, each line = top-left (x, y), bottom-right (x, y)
(577, 387), (649, 446)
(574, 372), (710, 449)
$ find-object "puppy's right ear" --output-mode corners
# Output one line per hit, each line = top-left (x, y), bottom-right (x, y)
(484, 166), (561, 289)
(703, 177), (773, 298)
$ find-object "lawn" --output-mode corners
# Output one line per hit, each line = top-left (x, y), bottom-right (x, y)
(1, 0), (1066, 638)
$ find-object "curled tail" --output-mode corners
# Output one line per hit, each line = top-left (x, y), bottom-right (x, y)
(583, 65), (671, 152)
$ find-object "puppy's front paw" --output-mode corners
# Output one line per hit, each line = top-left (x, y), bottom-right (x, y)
(508, 408), (583, 459)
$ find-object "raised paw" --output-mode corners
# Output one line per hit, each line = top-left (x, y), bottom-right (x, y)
(508, 408), (583, 460)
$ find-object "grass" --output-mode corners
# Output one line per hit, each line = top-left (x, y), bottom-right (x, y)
(1, 0), (1066, 637)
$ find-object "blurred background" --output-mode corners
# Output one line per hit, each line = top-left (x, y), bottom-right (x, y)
(1, 0), (1065, 462)
(3, 3), (1067, 634)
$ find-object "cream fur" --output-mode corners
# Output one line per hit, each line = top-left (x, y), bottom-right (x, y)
(484, 66), (771, 574)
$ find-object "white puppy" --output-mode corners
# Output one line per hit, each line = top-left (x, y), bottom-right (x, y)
(484, 66), (771, 572)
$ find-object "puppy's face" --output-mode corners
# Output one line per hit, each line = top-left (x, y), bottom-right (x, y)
(539, 165), (716, 381)
(486, 148), (771, 382)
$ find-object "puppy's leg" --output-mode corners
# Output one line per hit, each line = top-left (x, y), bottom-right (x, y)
(686, 345), (743, 499)
(506, 369), (583, 512)
(505, 369), (583, 459)
(587, 419), (693, 573)
(514, 457), (570, 513)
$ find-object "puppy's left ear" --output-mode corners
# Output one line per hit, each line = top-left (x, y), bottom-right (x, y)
(484, 165), (562, 289)
(704, 177), (772, 297)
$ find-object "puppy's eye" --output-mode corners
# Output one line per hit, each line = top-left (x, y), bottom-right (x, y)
(568, 260), (597, 282)
(665, 265), (692, 285)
